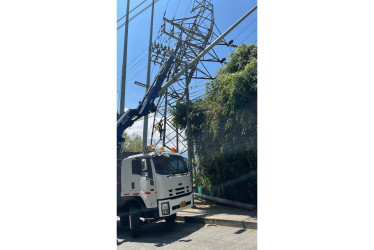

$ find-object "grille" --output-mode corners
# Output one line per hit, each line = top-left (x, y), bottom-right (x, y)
(172, 204), (180, 210)
(168, 186), (190, 197)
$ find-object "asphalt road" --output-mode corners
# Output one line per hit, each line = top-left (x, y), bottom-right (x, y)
(117, 221), (257, 249)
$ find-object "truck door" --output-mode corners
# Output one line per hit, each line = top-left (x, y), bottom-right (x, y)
(140, 158), (157, 207)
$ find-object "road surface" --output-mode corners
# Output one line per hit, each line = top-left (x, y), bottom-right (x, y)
(117, 221), (257, 249)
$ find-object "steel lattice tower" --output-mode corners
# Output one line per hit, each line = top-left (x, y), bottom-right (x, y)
(149, 0), (225, 154)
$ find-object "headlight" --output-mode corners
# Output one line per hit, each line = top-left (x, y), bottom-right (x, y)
(161, 202), (170, 215)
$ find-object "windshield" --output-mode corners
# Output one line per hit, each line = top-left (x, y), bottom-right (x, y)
(152, 154), (189, 175)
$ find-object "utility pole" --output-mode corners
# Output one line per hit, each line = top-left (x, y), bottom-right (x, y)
(186, 64), (193, 200)
(142, 0), (155, 148)
(119, 0), (130, 115)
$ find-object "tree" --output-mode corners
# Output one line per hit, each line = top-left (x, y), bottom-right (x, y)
(121, 131), (142, 152)
(172, 44), (257, 204)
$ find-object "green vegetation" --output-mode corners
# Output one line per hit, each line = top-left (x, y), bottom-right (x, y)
(121, 131), (142, 152)
(172, 44), (257, 204)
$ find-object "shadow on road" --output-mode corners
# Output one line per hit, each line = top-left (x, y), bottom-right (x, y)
(193, 198), (257, 219)
(117, 220), (204, 247)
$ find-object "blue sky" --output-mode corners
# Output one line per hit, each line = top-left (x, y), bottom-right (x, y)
(117, 0), (257, 113)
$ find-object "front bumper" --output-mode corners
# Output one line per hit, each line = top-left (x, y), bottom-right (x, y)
(157, 193), (193, 217)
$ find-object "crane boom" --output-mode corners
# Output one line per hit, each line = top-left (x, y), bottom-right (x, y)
(117, 41), (182, 145)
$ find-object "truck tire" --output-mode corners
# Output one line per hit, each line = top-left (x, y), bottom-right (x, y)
(165, 214), (176, 224)
(120, 215), (129, 228)
(129, 206), (141, 238)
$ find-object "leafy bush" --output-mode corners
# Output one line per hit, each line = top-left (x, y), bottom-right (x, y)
(172, 44), (257, 204)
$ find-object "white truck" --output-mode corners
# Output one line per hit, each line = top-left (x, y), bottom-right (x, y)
(116, 42), (193, 237)
(117, 147), (193, 237)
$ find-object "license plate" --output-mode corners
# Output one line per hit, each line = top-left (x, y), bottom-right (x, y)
(180, 201), (186, 207)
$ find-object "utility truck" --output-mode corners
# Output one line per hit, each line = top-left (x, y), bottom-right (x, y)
(116, 41), (193, 237)
(117, 146), (192, 237)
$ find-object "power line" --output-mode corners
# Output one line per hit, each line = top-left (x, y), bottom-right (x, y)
(117, 0), (161, 31)
(126, 52), (149, 74)
(173, 0), (181, 18)
(184, 0), (193, 17)
(117, 46), (148, 78)
(118, 65), (147, 89)
(232, 17), (257, 41)
(117, 0), (148, 23)
(165, 0), (170, 13)
(125, 65), (148, 85)
(128, 0), (160, 23)
(240, 28), (257, 44)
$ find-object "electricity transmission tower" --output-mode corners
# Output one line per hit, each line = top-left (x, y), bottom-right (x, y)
(149, 0), (226, 154)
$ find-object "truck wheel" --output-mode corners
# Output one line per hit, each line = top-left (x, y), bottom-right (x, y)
(165, 214), (176, 224)
(120, 215), (129, 228)
(129, 206), (141, 238)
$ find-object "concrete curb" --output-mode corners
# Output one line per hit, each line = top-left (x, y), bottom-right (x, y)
(196, 193), (257, 211)
(176, 215), (257, 230)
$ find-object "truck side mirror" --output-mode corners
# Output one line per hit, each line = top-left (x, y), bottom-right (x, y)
(141, 159), (147, 172)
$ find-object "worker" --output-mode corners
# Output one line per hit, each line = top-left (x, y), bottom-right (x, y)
(157, 119), (164, 140)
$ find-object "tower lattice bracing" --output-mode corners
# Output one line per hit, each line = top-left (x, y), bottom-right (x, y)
(150, 0), (224, 154)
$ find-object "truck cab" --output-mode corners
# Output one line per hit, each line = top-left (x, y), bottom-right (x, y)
(117, 148), (193, 237)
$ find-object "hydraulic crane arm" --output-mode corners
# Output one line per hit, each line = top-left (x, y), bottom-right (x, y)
(117, 41), (182, 144)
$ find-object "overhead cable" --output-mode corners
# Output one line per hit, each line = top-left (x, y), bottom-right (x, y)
(117, 0), (148, 23)
(117, 0), (161, 30)
(240, 28), (257, 44)
(232, 17), (257, 41)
